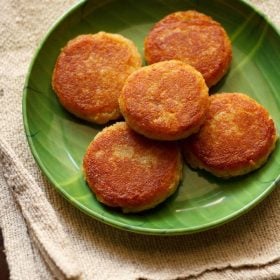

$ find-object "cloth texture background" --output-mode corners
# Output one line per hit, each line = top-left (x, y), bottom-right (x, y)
(0, 0), (279, 279)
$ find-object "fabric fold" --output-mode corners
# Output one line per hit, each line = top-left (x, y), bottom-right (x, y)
(0, 138), (83, 280)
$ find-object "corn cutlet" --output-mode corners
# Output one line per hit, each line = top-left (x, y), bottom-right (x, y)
(182, 93), (278, 178)
(52, 32), (142, 124)
(119, 60), (209, 141)
(83, 122), (182, 213)
(144, 10), (232, 87)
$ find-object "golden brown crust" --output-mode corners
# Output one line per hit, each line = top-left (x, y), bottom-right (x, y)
(182, 93), (278, 178)
(83, 122), (182, 212)
(52, 32), (142, 124)
(119, 60), (209, 141)
(144, 10), (232, 87)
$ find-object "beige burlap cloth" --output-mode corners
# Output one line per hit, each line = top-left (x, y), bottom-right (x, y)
(0, 0), (280, 279)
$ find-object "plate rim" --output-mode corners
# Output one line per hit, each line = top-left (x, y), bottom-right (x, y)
(22, 0), (280, 235)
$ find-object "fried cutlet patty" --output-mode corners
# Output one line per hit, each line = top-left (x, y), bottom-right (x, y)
(119, 60), (209, 141)
(182, 93), (278, 178)
(52, 32), (142, 124)
(144, 10), (232, 87)
(83, 122), (182, 213)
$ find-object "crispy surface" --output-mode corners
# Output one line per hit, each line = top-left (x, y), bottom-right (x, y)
(52, 32), (142, 124)
(182, 93), (278, 178)
(83, 122), (182, 212)
(144, 10), (232, 87)
(119, 60), (209, 141)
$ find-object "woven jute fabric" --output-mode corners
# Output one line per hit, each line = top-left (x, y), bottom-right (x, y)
(0, 1), (279, 279)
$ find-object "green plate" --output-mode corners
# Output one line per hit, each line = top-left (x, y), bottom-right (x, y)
(23, 0), (280, 235)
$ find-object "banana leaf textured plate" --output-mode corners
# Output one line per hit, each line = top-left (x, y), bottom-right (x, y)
(23, 0), (280, 235)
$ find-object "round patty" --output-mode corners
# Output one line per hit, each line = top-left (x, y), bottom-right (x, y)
(182, 93), (278, 178)
(52, 32), (142, 124)
(144, 10), (232, 87)
(83, 122), (182, 213)
(119, 60), (209, 141)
